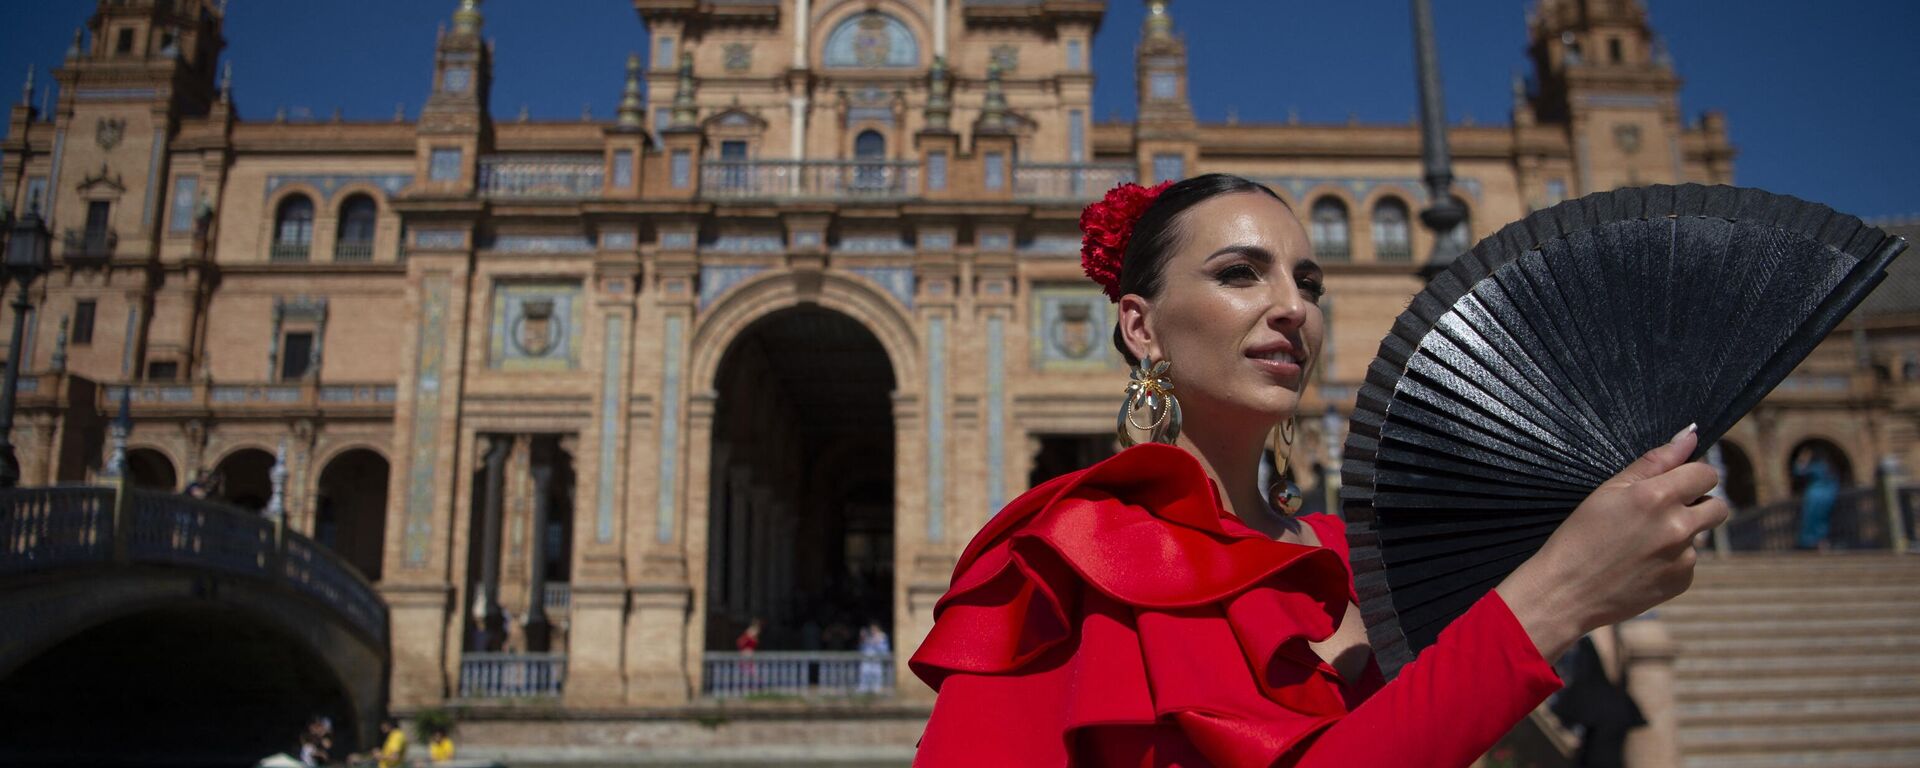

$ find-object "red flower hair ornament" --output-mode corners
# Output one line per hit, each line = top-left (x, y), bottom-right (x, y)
(1080, 180), (1173, 302)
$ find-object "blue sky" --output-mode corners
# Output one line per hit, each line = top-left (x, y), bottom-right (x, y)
(4, 1), (1916, 219)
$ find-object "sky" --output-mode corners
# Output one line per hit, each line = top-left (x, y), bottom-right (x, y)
(2, 0), (1916, 219)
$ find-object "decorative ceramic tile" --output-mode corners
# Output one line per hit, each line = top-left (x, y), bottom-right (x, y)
(1030, 285), (1121, 372)
(488, 282), (584, 371)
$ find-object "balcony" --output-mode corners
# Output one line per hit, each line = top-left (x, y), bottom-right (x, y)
(458, 653), (566, 699)
(1012, 162), (1137, 202)
(1376, 242), (1413, 263)
(1312, 241), (1351, 262)
(702, 651), (896, 699)
(269, 243), (311, 262)
(478, 155), (604, 200)
(332, 242), (374, 262)
(101, 381), (398, 414)
(61, 228), (118, 263)
(701, 160), (919, 202)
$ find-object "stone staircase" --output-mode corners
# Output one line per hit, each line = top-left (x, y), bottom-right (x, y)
(1660, 553), (1920, 768)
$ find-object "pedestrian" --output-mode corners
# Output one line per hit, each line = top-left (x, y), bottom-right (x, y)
(347, 716), (406, 768)
(1794, 447), (1839, 550)
(856, 620), (890, 694)
(735, 617), (764, 690)
(427, 726), (456, 764)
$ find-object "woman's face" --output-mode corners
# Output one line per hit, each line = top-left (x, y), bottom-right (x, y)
(1120, 191), (1324, 430)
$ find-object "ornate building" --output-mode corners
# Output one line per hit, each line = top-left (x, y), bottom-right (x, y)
(32, 0), (1901, 716)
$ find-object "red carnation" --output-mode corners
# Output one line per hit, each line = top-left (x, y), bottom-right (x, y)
(1080, 180), (1172, 302)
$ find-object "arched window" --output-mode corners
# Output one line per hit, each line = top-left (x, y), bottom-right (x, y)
(1309, 197), (1350, 262)
(335, 194), (377, 262)
(853, 130), (887, 190)
(1372, 197), (1412, 262)
(272, 195), (313, 261)
(822, 11), (919, 68)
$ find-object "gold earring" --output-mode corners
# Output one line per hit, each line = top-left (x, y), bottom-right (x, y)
(1269, 416), (1303, 517)
(1117, 356), (1182, 447)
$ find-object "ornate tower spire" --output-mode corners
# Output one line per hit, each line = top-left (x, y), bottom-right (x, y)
(978, 60), (1009, 134)
(617, 52), (644, 129)
(19, 65), (33, 108)
(66, 28), (84, 60)
(453, 0), (484, 35)
(924, 55), (953, 131)
(1144, 0), (1174, 39)
(670, 52), (697, 128)
(1135, 0), (1192, 128)
(219, 60), (233, 102)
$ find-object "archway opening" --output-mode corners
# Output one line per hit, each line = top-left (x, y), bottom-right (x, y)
(0, 605), (355, 765)
(1028, 435), (1114, 489)
(316, 449), (391, 582)
(1787, 438), (1854, 494)
(214, 448), (276, 513)
(126, 447), (178, 492)
(705, 306), (896, 666)
(1715, 441), (1758, 509)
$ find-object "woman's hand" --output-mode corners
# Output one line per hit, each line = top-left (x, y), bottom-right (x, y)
(1495, 424), (1730, 661)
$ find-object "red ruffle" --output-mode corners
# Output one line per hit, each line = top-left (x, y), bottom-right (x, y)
(911, 443), (1359, 766)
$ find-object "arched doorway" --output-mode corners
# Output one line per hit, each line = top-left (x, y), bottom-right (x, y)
(705, 306), (896, 660)
(1787, 438), (1853, 494)
(1715, 441), (1758, 509)
(125, 448), (177, 491)
(853, 129), (887, 190)
(214, 448), (276, 513)
(315, 449), (391, 582)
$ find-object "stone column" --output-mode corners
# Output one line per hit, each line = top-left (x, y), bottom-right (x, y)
(476, 434), (511, 645)
(526, 444), (554, 650)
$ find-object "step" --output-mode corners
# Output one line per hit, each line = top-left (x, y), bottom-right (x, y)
(1677, 695), (1920, 727)
(1662, 584), (1920, 609)
(1682, 747), (1920, 768)
(1678, 721), (1920, 753)
(1673, 633), (1920, 657)
(1677, 673), (1920, 701)
(1675, 652), (1920, 678)
(1656, 600), (1915, 622)
(1667, 615), (1920, 640)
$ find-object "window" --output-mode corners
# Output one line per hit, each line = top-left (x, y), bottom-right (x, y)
(822, 12), (920, 68)
(654, 36), (675, 69)
(273, 195), (314, 261)
(146, 360), (179, 381)
(116, 28), (134, 54)
(1149, 71), (1178, 100)
(612, 149), (635, 189)
(854, 131), (886, 190)
(1608, 37), (1623, 64)
(984, 152), (1005, 192)
(927, 151), (948, 191)
(168, 175), (199, 233)
(719, 141), (748, 190)
(1069, 109), (1085, 163)
(335, 194), (377, 261)
(1066, 40), (1085, 72)
(1371, 197), (1412, 263)
(73, 301), (96, 345)
(670, 150), (691, 189)
(1152, 153), (1184, 183)
(85, 201), (111, 240)
(1310, 197), (1351, 261)
(280, 331), (314, 380)
(429, 148), (463, 182)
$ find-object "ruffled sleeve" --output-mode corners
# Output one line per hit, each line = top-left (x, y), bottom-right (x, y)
(908, 443), (1562, 767)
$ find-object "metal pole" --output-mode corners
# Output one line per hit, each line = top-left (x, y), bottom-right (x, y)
(0, 285), (33, 488)
(1412, 0), (1467, 276)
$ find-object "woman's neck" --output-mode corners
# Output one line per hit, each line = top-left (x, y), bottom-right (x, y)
(1176, 415), (1296, 539)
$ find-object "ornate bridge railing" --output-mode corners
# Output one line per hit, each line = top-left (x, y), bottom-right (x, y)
(1722, 487), (1900, 551)
(700, 160), (919, 201)
(0, 484), (388, 646)
(458, 653), (567, 699)
(701, 651), (895, 699)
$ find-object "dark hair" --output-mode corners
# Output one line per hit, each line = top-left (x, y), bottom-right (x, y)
(1111, 173), (1290, 364)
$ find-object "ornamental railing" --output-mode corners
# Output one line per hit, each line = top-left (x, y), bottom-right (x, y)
(0, 484), (388, 645)
(1011, 162), (1137, 202)
(62, 228), (119, 262)
(332, 242), (374, 262)
(700, 160), (919, 201)
(1722, 486), (1904, 551)
(702, 651), (895, 699)
(458, 653), (567, 699)
(101, 382), (398, 412)
(478, 155), (605, 199)
(269, 243), (311, 262)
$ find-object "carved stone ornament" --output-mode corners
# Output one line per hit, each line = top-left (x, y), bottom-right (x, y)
(513, 299), (559, 357)
(96, 117), (125, 150)
(1050, 300), (1096, 359)
(724, 43), (752, 73)
(1614, 123), (1643, 155)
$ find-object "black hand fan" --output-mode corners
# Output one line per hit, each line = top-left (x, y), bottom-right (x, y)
(1338, 184), (1907, 679)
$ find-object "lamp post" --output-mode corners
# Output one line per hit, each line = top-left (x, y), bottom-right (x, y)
(0, 204), (53, 488)
(1411, 0), (1467, 281)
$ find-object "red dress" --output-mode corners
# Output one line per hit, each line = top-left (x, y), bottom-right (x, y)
(909, 443), (1563, 767)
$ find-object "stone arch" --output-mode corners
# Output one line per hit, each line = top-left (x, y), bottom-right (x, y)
(1786, 436), (1855, 491)
(1303, 186), (1357, 262)
(125, 446), (178, 492)
(264, 183), (324, 261)
(689, 269), (920, 393)
(1714, 438), (1758, 509)
(212, 446), (277, 513)
(315, 448), (391, 582)
(814, 1), (932, 69)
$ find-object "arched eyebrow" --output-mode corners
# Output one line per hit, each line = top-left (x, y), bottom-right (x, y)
(1203, 244), (1275, 266)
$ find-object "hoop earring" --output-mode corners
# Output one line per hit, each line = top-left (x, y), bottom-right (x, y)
(1269, 416), (1304, 517)
(1116, 356), (1182, 447)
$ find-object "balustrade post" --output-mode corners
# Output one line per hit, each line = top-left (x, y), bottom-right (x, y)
(110, 472), (132, 564)
(1879, 455), (1907, 554)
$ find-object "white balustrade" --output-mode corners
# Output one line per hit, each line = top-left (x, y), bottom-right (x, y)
(702, 651), (895, 699)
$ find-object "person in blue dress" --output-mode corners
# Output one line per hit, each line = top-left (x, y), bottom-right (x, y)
(1794, 447), (1839, 550)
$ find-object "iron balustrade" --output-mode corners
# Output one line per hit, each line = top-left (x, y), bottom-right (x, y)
(269, 243), (311, 262)
(0, 484), (389, 645)
(332, 242), (374, 262)
(702, 651), (896, 699)
(1312, 241), (1352, 262)
(478, 155), (605, 199)
(1011, 163), (1138, 202)
(61, 228), (118, 262)
(700, 160), (919, 201)
(1376, 243), (1414, 262)
(544, 582), (570, 613)
(458, 653), (567, 698)
(1722, 487), (1898, 551)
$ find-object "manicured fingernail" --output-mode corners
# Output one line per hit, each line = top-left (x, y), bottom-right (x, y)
(1669, 423), (1697, 444)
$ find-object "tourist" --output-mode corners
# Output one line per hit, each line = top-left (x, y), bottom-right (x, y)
(735, 617), (764, 688)
(1794, 447), (1838, 551)
(856, 621), (891, 694)
(347, 716), (406, 768)
(909, 175), (1729, 765)
(427, 726), (456, 764)
(297, 715), (331, 767)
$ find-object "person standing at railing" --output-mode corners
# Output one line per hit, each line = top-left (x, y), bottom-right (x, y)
(736, 617), (764, 688)
(858, 620), (892, 694)
(1794, 447), (1838, 551)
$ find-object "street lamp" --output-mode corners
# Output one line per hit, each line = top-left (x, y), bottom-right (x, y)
(0, 204), (53, 488)
(1411, 0), (1467, 282)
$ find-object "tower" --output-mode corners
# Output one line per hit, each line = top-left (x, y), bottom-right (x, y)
(1133, 0), (1195, 183)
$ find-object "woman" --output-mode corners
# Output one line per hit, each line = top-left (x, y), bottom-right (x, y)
(909, 175), (1728, 766)
(1793, 447), (1838, 550)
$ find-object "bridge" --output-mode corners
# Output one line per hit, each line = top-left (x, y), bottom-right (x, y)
(0, 483), (388, 766)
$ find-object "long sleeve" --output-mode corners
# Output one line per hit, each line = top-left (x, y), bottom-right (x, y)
(1282, 590), (1563, 767)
